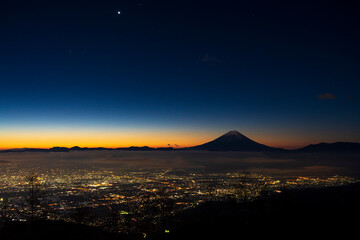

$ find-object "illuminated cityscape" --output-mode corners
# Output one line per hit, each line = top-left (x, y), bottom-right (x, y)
(0, 167), (358, 233)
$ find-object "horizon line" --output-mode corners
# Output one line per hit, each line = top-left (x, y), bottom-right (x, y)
(1, 130), (358, 151)
(0, 142), (358, 152)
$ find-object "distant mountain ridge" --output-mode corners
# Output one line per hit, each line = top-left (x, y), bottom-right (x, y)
(1, 130), (360, 153)
(297, 142), (360, 152)
(0, 146), (175, 153)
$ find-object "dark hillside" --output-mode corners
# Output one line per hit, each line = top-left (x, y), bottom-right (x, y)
(163, 183), (360, 240)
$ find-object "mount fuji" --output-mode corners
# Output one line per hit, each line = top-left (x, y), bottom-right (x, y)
(187, 130), (284, 152)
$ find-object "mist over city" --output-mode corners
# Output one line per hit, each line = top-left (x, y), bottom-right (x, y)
(1, 149), (360, 176)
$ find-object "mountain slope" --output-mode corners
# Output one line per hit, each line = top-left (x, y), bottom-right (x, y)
(298, 142), (360, 152)
(187, 130), (283, 151)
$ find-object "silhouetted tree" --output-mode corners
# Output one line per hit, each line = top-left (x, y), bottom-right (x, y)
(25, 172), (43, 221)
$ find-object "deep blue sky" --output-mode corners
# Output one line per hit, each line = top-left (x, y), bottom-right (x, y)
(0, 0), (360, 148)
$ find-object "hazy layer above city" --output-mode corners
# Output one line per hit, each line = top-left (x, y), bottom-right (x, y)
(0, 151), (359, 176)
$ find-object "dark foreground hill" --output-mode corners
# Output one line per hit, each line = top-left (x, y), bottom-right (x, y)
(163, 183), (360, 240)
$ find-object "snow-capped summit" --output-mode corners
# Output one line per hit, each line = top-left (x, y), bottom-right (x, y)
(219, 130), (252, 141)
(224, 130), (240, 135)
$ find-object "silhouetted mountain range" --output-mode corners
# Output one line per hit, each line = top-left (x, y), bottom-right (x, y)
(1, 130), (359, 153)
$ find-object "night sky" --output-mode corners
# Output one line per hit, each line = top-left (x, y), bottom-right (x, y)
(1, 0), (360, 149)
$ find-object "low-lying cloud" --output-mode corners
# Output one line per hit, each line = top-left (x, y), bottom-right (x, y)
(1, 150), (359, 176)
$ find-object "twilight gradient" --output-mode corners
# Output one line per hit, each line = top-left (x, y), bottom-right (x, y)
(0, 0), (359, 149)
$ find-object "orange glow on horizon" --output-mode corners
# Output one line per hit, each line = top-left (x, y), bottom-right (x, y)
(0, 128), (218, 150)
(0, 128), (323, 150)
